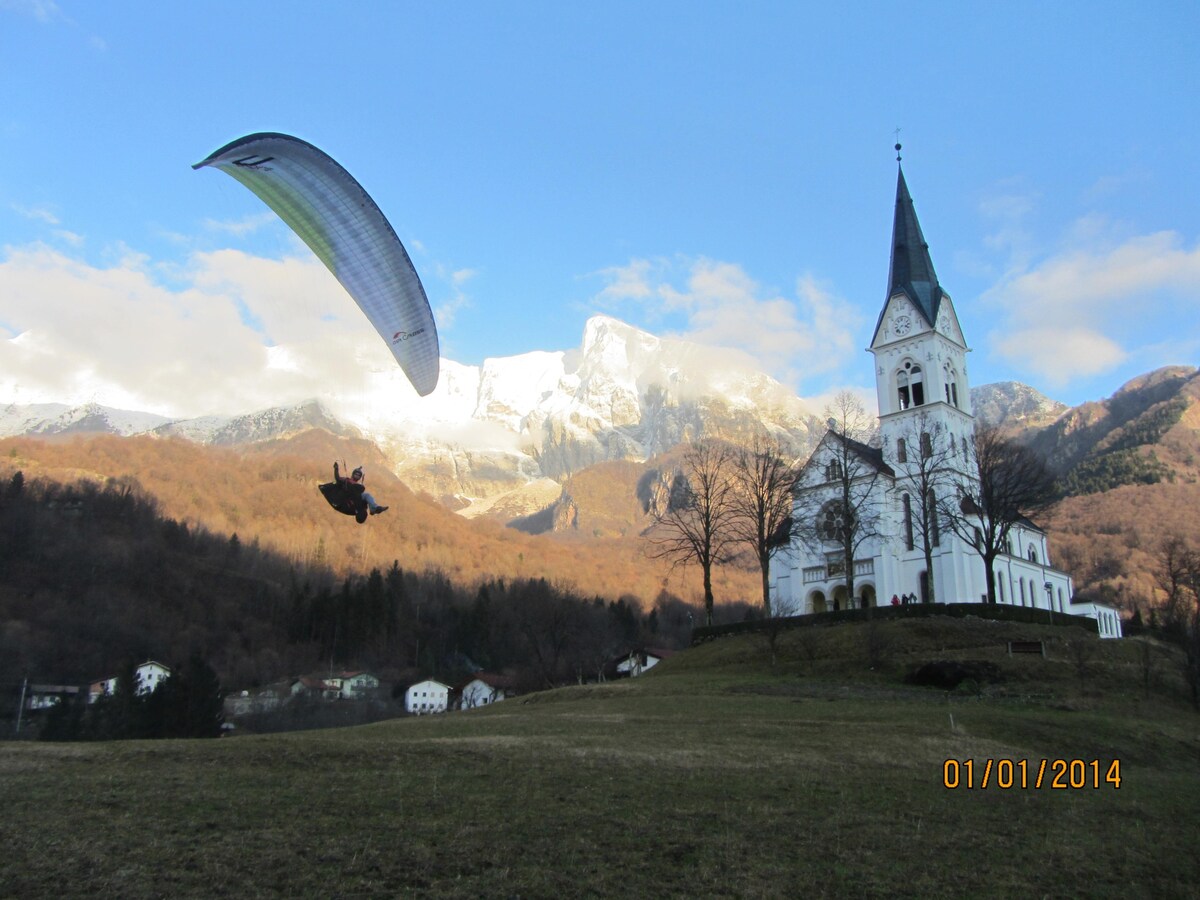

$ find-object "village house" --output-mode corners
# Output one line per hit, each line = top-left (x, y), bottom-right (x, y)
(405, 679), (450, 715)
(323, 671), (381, 700)
(458, 672), (516, 709)
(88, 660), (172, 703)
(610, 647), (675, 679)
(223, 682), (291, 717)
(21, 683), (82, 711)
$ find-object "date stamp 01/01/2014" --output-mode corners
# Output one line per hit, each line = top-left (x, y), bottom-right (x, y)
(942, 759), (1122, 790)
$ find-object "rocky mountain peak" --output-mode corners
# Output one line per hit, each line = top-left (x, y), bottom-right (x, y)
(970, 381), (1068, 430)
(1113, 365), (1198, 397)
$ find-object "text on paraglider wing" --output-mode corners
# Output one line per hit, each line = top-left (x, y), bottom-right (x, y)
(232, 155), (275, 170)
(391, 328), (427, 344)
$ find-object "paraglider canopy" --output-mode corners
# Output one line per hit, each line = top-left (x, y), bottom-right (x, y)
(194, 132), (440, 396)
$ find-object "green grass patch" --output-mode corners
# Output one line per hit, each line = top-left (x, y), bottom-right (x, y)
(3, 618), (1197, 898)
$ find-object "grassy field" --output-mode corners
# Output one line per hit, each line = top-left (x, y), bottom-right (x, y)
(3, 617), (1198, 898)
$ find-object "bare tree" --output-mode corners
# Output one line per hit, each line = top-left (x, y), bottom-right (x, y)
(793, 392), (883, 610)
(940, 424), (1058, 605)
(1153, 536), (1200, 708)
(647, 440), (739, 626)
(728, 435), (800, 617)
(890, 415), (958, 604)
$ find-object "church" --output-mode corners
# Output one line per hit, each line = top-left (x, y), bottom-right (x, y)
(768, 157), (1123, 639)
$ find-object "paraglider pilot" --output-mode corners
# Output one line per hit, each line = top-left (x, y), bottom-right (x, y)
(335, 462), (388, 516)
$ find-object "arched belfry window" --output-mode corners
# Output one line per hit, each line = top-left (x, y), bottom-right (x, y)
(896, 361), (925, 409)
(943, 364), (959, 407)
(1027, 545), (1038, 564)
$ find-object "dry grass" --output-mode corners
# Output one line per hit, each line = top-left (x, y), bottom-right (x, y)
(2, 617), (1197, 898)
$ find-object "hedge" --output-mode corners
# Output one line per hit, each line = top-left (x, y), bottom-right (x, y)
(690, 601), (1099, 645)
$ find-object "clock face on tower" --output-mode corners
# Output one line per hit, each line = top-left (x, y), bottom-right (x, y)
(893, 314), (912, 336)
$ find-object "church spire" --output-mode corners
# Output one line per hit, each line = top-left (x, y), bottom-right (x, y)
(884, 160), (944, 327)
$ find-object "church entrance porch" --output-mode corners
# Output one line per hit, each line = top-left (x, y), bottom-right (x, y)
(809, 591), (827, 614)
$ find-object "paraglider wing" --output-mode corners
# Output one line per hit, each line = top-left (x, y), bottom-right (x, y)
(193, 132), (440, 396)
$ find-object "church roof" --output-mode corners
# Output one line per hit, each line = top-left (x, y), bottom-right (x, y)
(873, 163), (946, 341)
(837, 432), (896, 478)
(803, 430), (896, 480)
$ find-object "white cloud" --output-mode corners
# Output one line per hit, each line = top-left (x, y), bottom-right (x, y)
(981, 228), (1200, 384)
(0, 0), (66, 23)
(990, 326), (1127, 387)
(11, 203), (59, 225)
(590, 256), (862, 392)
(202, 212), (279, 237)
(0, 244), (392, 418)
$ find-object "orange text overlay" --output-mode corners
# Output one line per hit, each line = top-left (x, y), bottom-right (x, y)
(942, 759), (1122, 790)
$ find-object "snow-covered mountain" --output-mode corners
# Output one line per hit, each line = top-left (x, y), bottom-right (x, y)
(321, 315), (823, 511)
(0, 401), (171, 437)
(6, 316), (1074, 517)
(0, 316), (820, 513)
(970, 382), (1069, 431)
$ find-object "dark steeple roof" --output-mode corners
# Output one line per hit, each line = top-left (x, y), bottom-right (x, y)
(884, 165), (945, 327)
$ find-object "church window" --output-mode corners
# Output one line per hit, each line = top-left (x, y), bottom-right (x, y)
(920, 431), (933, 459)
(896, 362), (925, 408)
(998, 577), (1005, 603)
(1027, 545), (1038, 564)
(1019, 579), (1026, 605)
(896, 437), (907, 464)
(824, 551), (845, 576)
(943, 364), (960, 408)
(910, 365), (925, 406)
(902, 493), (914, 550)
(1058, 587), (1064, 610)
(961, 436), (969, 458)
(818, 501), (851, 543)
(825, 459), (843, 482)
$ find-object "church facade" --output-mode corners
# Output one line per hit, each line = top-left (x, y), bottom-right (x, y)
(768, 162), (1123, 639)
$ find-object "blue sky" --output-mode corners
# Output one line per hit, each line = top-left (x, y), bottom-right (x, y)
(2, 1), (1198, 417)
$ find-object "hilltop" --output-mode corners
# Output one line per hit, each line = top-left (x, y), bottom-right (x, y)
(2, 616), (1195, 897)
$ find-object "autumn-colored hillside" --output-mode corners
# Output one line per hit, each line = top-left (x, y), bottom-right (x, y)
(0, 433), (760, 608)
(1047, 480), (1200, 613)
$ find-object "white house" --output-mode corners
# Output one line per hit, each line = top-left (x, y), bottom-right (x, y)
(614, 648), (675, 678)
(769, 159), (1122, 639)
(23, 684), (81, 711)
(89, 660), (172, 703)
(224, 682), (290, 717)
(405, 679), (451, 715)
(324, 671), (381, 700)
(459, 673), (515, 709)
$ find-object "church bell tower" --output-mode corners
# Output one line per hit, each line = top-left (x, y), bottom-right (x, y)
(869, 148), (975, 468)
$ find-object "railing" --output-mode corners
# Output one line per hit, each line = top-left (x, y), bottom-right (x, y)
(803, 559), (873, 582)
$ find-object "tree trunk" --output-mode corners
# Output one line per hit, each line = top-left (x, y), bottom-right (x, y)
(703, 563), (715, 626)
(983, 553), (997, 604)
(924, 544), (936, 604)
